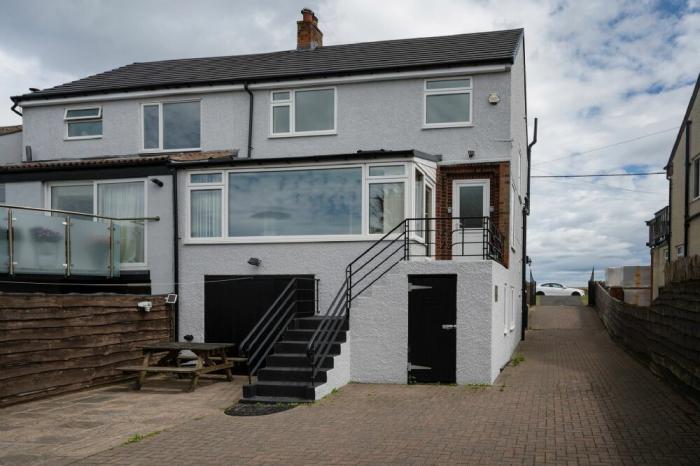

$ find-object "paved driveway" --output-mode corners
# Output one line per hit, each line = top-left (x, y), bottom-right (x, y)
(4, 305), (700, 465)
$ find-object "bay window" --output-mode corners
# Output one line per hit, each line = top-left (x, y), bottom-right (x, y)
(48, 180), (146, 265)
(142, 101), (201, 151)
(424, 77), (472, 127)
(271, 88), (336, 136)
(187, 162), (435, 242)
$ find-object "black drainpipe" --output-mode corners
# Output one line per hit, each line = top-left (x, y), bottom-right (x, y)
(683, 120), (691, 256)
(522, 118), (537, 341)
(244, 82), (254, 158)
(10, 100), (22, 117)
(171, 166), (180, 340)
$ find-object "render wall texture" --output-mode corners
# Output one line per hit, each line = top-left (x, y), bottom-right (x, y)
(0, 132), (22, 165)
(668, 93), (700, 260)
(349, 260), (513, 385)
(21, 71), (513, 164)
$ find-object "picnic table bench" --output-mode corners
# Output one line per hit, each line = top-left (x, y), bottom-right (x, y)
(118, 342), (238, 392)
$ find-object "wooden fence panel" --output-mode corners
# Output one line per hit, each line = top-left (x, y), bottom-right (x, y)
(593, 281), (700, 402)
(0, 293), (172, 407)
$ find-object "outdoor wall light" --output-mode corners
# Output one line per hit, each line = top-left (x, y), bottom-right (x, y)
(247, 257), (262, 266)
(151, 178), (164, 187)
(468, 150), (475, 158)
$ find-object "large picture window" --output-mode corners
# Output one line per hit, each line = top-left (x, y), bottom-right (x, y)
(186, 162), (432, 242)
(424, 78), (472, 128)
(270, 88), (336, 136)
(228, 168), (361, 236)
(49, 180), (146, 265)
(142, 101), (200, 151)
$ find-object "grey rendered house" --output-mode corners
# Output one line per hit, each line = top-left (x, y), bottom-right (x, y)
(4, 10), (529, 402)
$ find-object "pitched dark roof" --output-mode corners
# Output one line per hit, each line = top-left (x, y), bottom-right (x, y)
(0, 125), (22, 136)
(13, 28), (523, 102)
(665, 73), (700, 170)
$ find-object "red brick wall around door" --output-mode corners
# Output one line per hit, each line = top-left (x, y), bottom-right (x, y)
(436, 162), (510, 266)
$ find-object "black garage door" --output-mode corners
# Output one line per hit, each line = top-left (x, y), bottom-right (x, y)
(204, 275), (315, 355)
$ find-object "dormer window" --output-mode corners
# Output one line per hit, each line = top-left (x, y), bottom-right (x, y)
(65, 106), (102, 139)
(270, 88), (336, 137)
(423, 78), (472, 128)
(142, 100), (201, 152)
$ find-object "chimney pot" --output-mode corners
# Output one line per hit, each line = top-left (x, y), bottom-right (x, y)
(297, 8), (323, 50)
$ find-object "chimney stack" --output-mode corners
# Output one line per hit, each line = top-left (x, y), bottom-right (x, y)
(297, 8), (323, 50)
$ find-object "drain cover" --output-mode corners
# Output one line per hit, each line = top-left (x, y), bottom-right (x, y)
(224, 403), (297, 417)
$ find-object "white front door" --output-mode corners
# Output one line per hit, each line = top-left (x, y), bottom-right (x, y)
(452, 180), (490, 258)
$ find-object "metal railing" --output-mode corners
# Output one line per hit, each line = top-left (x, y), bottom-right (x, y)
(0, 203), (159, 277)
(306, 216), (504, 382)
(239, 277), (318, 381)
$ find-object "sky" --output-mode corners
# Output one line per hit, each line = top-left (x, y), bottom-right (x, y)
(0, 0), (698, 284)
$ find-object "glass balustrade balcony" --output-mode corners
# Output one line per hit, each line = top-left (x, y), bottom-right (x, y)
(0, 206), (139, 277)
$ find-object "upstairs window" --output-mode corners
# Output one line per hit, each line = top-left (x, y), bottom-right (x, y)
(271, 88), (336, 136)
(65, 106), (102, 139)
(424, 78), (472, 128)
(142, 101), (200, 151)
(693, 156), (699, 200)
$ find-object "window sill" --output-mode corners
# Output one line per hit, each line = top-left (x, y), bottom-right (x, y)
(183, 233), (402, 245)
(140, 147), (201, 154)
(268, 131), (337, 139)
(422, 123), (473, 130)
(64, 136), (102, 141)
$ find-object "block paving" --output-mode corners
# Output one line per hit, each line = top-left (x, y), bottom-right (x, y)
(2, 304), (700, 465)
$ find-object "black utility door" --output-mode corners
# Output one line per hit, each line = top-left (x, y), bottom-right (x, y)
(204, 275), (314, 353)
(408, 275), (457, 383)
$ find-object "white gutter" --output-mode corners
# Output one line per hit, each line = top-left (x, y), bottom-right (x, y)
(17, 64), (509, 107)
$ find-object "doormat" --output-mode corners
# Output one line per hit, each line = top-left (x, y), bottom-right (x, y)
(224, 402), (299, 416)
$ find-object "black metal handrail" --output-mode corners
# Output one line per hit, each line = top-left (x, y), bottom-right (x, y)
(239, 277), (317, 381)
(307, 216), (504, 382)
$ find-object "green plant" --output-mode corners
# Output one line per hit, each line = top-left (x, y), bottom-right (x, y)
(407, 373), (417, 385)
(123, 431), (160, 445)
(511, 353), (525, 366)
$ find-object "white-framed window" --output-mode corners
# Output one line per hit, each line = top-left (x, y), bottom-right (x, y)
(65, 106), (102, 139)
(510, 286), (516, 331)
(185, 161), (426, 242)
(411, 168), (435, 240)
(503, 281), (508, 335)
(270, 87), (336, 137)
(367, 164), (406, 235)
(510, 184), (518, 250)
(692, 155), (699, 200)
(46, 179), (147, 267)
(142, 100), (201, 152)
(423, 77), (472, 128)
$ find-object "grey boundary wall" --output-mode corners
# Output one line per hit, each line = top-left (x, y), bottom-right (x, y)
(593, 281), (700, 402)
(0, 293), (171, 407)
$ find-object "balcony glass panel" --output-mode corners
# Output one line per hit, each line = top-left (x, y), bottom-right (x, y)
(69, 217), (114, 276)
(12, 211), (67, 275)
(0, 208), (8, 273)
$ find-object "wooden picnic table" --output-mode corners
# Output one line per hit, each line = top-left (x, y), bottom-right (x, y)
(118, 342), (236, 392)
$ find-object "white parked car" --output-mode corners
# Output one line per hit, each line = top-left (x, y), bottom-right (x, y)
(535, 283), (586, 296)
